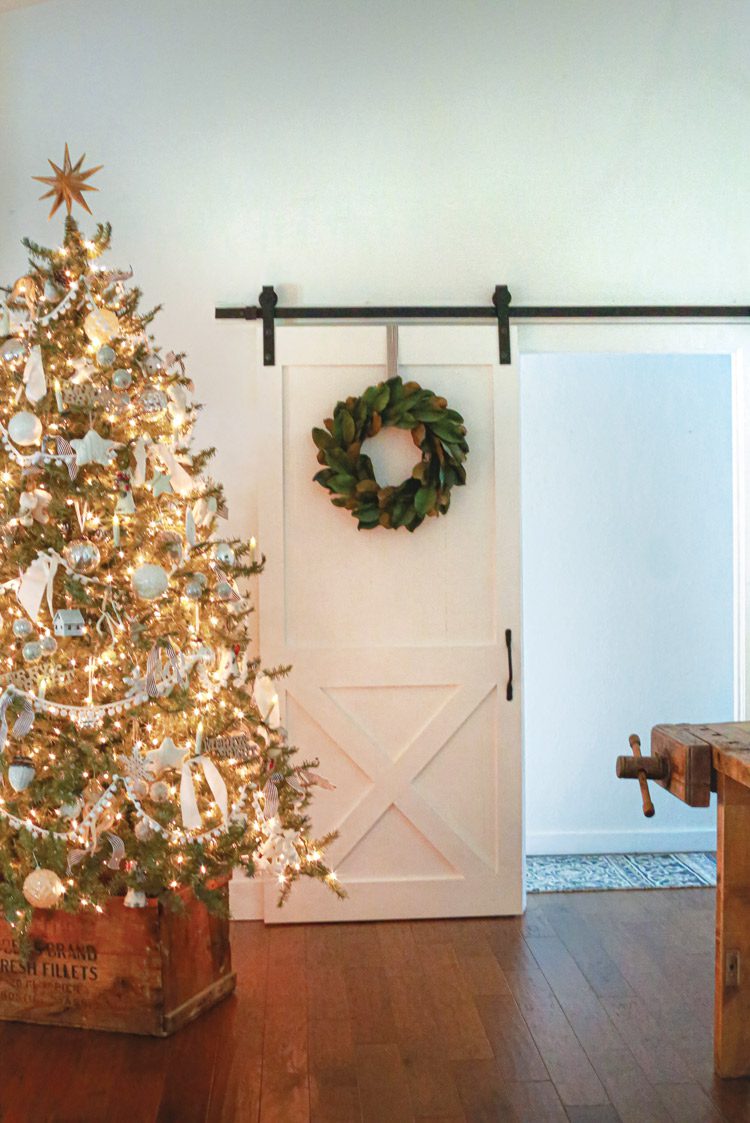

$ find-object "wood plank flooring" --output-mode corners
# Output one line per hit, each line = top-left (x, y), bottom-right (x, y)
(0, 888), (748, 1122)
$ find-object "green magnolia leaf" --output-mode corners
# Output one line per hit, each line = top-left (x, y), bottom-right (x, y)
(340, 410), (356, 445)
(371, 385), (390, 413)
(414, 486), (437, 516)
(327, 473), (356, 493)
(312, 427), (335, 451)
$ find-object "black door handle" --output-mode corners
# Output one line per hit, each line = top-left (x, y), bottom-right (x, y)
(505, 628), (513, 701)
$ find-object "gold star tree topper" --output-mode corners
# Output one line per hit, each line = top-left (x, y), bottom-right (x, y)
(33, 144), (102, 219)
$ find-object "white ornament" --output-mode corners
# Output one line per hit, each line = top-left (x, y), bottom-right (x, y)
(69, 357), (97, 384)
(167, 383), (190, 426)
(17, 489), (52, 527)
(23, 868), (65, 909)
(254, 674), (281, 728)
(8, 756), (35, 791)
(84, 307), (119, 345)
(53, 608), (85, 637)
(23, 345), (47, 404)
(59, 798), (83, 819)
(8, 410), (42, 446)
(150, 471), (173, 498)
(115, 490), (136, 515)
(131, 563), (168, 600)
(124, 887), (147, 908)
(70, 429), (121, 466)
(145, 737), (187, 776)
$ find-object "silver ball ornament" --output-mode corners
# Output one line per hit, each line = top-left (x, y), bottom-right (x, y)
(63, 539), (101, 575)
(150, 780), (169, 803)
(96, 344), (116, 368)
(107, 392), (131, 417)
(132, 563), (169, 600)
(134, 819), (153, 842)
(8, 756), (35, 791)
(59, 798), (83, 819)
(0, 339), (26, 364)
(22, 640), (42, 663)
(185, 578), (205, 600)
(23, 868), (64, 909)
(8, 411), (42, 446)
(112, 369), (132, 390)
(12, 619), (33, 639)
(39, 635), (57, 655)
(138, 388), (168, 416)
(142, 353), (163, 374)
(215, 581), (234, 601)
(213, 543), (235, 567)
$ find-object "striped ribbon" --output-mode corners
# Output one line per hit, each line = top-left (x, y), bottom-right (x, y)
(56, 436), (78, 480)
(210, 563), (242, 603)
(67, 831), (125, 875)
(145, 640), (184, 698)
(0, 690), (34, 753)
(263, 775), (281, 819)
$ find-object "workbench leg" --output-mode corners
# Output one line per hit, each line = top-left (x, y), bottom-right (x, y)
(715, 773), (750, 1077)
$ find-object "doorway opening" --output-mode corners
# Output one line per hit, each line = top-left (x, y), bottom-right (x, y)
(520, 350), (734, 890)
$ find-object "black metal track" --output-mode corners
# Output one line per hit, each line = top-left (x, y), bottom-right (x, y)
(215, 303), (750, 320)
(215, 286), (750, 366)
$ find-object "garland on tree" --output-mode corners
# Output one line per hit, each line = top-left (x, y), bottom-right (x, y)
(312, 376), (469, 530)
(0, 149), (342, 940)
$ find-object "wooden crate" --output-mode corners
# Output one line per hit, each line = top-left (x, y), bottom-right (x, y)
(0, 882), (236, 1035)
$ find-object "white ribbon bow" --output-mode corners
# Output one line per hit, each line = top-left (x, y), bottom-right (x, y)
(180, 756), (228, 830)
(22, 346), (47, 404)
(17, 549), (62, 621)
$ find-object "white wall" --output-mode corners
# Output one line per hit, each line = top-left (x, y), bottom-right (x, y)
(1, 0), (748, 862)
(522, 352), (734, 853)
(2, 0), (749, 538)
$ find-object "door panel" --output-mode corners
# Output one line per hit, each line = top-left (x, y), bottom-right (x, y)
(257, 324), (522, 921)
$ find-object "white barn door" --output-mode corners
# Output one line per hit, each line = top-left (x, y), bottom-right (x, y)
(257, 323), (522, 921)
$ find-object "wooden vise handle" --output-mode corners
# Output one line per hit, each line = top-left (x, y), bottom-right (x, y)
(615, 733), (669, 818)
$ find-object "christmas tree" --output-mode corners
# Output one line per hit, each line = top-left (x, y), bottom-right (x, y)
(0, 147), (339, 935)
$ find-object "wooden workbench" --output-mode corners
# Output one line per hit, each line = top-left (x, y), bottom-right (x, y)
(618, 722), (750, 1079)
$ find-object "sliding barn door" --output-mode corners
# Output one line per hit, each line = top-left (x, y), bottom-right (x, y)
(257, 324), (522, 921)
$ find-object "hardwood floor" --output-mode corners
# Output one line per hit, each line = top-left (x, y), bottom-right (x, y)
(0, 888), (748, 1122)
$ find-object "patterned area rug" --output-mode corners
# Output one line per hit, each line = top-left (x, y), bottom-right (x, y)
(527, 852), (717, 893)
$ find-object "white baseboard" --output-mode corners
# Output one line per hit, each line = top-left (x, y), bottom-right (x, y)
(229, 871), (264, 920)
(526, 827), (717, 856)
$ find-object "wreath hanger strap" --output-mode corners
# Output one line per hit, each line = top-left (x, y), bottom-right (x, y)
(386, 325), (398, 379)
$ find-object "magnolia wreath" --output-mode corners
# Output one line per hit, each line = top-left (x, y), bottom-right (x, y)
(312, 376), (469, 531)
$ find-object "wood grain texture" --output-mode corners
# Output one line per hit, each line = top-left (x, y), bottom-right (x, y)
(0, 883), (234, 1036)
(0, 890), (745, 1121)
(715, 773), (750, 1078)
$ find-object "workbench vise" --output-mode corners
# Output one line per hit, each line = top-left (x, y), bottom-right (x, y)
(616, 726), (714, 816)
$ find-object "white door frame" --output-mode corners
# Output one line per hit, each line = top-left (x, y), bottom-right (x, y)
(516, 320), (750, 722)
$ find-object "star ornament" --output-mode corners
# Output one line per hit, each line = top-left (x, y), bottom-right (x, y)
(33, 144), (102, 219)
(70, 428), (122, 466)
